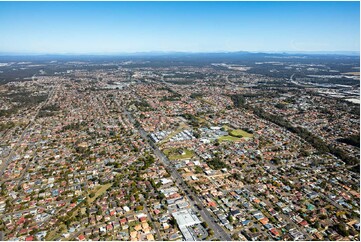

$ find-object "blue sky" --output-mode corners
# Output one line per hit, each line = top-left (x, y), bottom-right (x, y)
(0, 1), (359, 53)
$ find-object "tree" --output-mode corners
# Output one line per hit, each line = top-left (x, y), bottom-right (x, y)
(232, 173), (242, 181)
(335, 223), (349, 237)
(232, 233), (239, 240)
(201, 221), (208, 229)
(250, 227), (258, 233)
(194, 166), (203, 174)
(169, 217), (177, 227)
(206, 157), (229, 170)
(230, 94), (246, 108)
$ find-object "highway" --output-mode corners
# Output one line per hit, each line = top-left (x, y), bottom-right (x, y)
(289, 73), (303, 87)
(123, 109), (232, 241)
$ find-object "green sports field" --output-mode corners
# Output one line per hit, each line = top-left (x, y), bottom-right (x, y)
(229, 129), (253, 138)
(218, 135), (241, 142)
(163, 148), (194, 160)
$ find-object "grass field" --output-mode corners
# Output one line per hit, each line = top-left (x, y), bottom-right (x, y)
(219, 126), (253, 142)
(163, 148), (194, 160)
(222, 125), (230, 131)
(70, 183), (113, 220)
(200, 97), (215, 106)
(197, 117), (207, 125)
(45, 224), (67, 240)
(229, 129), (253, 138)
(218, 135), (241, 142)
(88, 183), (113, 204)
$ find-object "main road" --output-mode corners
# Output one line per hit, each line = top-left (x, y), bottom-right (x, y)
(123, 108), (232, 241)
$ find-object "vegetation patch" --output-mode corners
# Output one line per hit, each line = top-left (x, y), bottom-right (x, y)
(206, 156), (230, 170)
(88, 183), (113, 204)
(218, 135), (241, 142)
(190, 93), (204, 99)
(337, 134), (360, 148)
(45, 224), (67, 241)
(0, 121), (16, 132)
(163, 148), (194, 160)
(38, 104), (61, 118)
(129, 99), (153, 111)
(229, 129), (253, 138)
(181, 113), (200, 127)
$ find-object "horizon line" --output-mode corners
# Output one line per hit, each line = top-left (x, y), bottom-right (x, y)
(0, 50), (359, 56)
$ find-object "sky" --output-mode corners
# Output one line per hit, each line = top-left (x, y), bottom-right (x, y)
(0, 1), (359, 54)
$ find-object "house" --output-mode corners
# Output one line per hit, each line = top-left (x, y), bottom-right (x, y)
(259, 217), (269, 225)
(127, 215), (136, 223)
(25, 236), (34, 241)
(106, 224), (113, 231)
(146, 234), (155, 240)
(163, 223), (170, 230)
(19, 228), (28, 235)
(269, 228), (280, 237)
(130, 231), (137, 239)
(113, 220), (120, 229)
(120, 218), (127, 225)
(134, 224), (142, 231)
(241, 220), (252, 226)
(230, 209), (241, 217)
(99, 226), (106, 234)
(169, 232), (181, 240)
(299, 220), (309, 227)
(225, 223), (234, 231)
(142, 222), (149, 230)
(78, 234), (86, 241)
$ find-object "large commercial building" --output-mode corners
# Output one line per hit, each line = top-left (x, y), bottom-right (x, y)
(172, 209), (202, 241)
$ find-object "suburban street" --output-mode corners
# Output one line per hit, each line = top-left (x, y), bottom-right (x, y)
(123, 108), (232, 241)
(0, 85), (58, 178)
